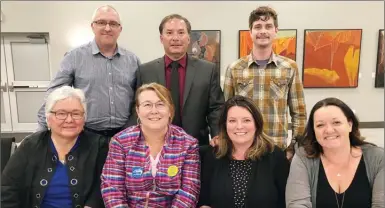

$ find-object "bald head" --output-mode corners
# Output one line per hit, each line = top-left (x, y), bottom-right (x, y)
(91, 5), (123, 49)
(91, 5), (121, 23)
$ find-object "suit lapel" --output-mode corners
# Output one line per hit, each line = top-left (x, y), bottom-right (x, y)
(183, 56), (197, 106)
(156, 58), (166, 86)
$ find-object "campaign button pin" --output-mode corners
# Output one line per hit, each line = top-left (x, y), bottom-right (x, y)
(132, 167), (143, 178)
(167, 165), (179, 177)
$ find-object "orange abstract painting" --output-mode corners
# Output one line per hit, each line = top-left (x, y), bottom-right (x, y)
(238, 29), (297, 60)
(375, 29), (384, 88)
(303, 29), (362, 88)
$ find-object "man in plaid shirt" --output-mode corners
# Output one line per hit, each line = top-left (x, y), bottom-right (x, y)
(223, 6), (307, 158)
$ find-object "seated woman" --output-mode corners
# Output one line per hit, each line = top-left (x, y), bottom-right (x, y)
(101, 83), (200, 207)
(1, 86), (109, 208)
(286, 97), (384, 207)
(198, 95), (289, 208)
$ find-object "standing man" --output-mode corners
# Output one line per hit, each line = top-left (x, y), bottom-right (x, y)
(37, 5), (141, 137)
(223, 6), (307, 153)
(131, 14), (224, 146)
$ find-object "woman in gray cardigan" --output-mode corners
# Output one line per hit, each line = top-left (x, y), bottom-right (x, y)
(286, 97), (384, 208)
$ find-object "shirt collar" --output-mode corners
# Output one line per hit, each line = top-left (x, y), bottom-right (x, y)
(49, 136), (80, 156)
(91, 39), (125, 56)
(164, 53), (187, 68)
(247, 51), (279, 67)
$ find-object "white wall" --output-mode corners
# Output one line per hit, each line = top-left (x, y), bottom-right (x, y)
(1, 1), (384, 122)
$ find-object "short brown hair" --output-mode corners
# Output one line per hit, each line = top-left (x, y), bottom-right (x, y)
(249, 6), (278, 29)
(135, 83), (175, 121)
(159, 14), (192, 34)
(215, 95), (275, 160)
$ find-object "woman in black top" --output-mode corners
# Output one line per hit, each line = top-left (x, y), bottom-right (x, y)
(198, 95), (289, 208)
(1, 86), (108, 208)
(317, 156), (371, 208)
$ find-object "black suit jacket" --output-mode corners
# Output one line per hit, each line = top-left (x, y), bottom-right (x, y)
(198, 145), (289, 208)
(1, 130), (109, 208)
(129, 55), (224, 145)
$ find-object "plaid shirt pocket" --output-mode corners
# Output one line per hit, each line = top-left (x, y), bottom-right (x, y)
(270, 78), (289, 100)
(236, 78), (254, 97)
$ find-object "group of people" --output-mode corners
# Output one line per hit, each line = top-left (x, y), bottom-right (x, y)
(1, 4), (383, 208)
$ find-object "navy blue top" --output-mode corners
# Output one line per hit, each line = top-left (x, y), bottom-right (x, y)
(41, 138), (79, 208)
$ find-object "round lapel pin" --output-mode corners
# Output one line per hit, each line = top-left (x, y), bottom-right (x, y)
(167, 165), (179, 177)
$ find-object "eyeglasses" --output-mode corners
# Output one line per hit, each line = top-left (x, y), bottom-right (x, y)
(92, 20), (121, 29)
(50, 110), (85, 120)
(139, 101), (167, 111)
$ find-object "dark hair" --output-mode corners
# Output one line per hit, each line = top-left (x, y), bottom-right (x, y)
(159, 14), (191, 34)
(300, 97), (374, 158)
(249, 6), (278, 29)
(216, 95), (274, 160)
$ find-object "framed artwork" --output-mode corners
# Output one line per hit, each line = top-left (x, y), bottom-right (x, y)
(238, 29), (297, 60)
(187, 30), (221, 78)
(375, 29), (384, 88)
(302, 29), (362, 88)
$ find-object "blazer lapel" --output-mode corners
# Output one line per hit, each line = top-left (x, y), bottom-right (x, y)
(183, 56), (197, 106)
(219, 157), (235, 207)
(156, 58), (166, 86)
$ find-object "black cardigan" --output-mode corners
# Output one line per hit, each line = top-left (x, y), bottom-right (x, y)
(1, 130), (109, 208)
(198, 145), (289, 208)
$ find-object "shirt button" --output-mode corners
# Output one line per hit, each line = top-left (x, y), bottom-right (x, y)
(109, 87), (112, 90)
(111, 102), (114, 104)
(70, 179), (78, 186)
(109, 73), (111, 75)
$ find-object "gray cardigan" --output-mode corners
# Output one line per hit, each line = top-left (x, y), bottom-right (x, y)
(286, 144), (384, 208)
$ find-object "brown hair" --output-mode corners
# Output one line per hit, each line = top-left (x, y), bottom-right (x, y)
(135, 83), (175, 121)
(159, 14), (192, 34)
(249, 6), (278, 29)
(215, 95), (275, 160)
(300, 97), (375, 158)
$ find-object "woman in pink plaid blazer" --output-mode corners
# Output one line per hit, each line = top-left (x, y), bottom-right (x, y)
(101, 83), (200, 208)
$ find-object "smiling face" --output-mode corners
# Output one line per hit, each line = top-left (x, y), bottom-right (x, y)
(250, 16), (278, 49)
(160, 18), (190, 60)
(47, 97), (85, 139)
(313, 105), (353, 150)
(136, 90), (171, 132)
(226, 106), (256, 147)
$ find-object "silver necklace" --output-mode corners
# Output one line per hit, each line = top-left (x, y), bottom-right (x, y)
(334, 192), (345, 208)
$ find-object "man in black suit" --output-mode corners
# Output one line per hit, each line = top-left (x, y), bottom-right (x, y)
(129, 14), (224, 146)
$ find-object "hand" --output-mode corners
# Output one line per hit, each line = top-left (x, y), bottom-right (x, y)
(200, 206), (212, 208)
(209, 136), (219, 147)
(285, 142), (295, 162)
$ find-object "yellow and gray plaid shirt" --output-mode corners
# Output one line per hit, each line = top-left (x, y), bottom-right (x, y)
(223, 53), (307, 148)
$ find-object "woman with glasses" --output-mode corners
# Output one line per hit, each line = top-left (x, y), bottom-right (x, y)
(1, 86), (109, 208)
(101, 82), (200, 207)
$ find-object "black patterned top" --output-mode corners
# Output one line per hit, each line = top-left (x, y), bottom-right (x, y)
(229, 159), (253, 208)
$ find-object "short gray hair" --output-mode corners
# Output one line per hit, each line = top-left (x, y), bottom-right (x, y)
(45, 86), (87, 121)
(91, 5), (121, 23)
